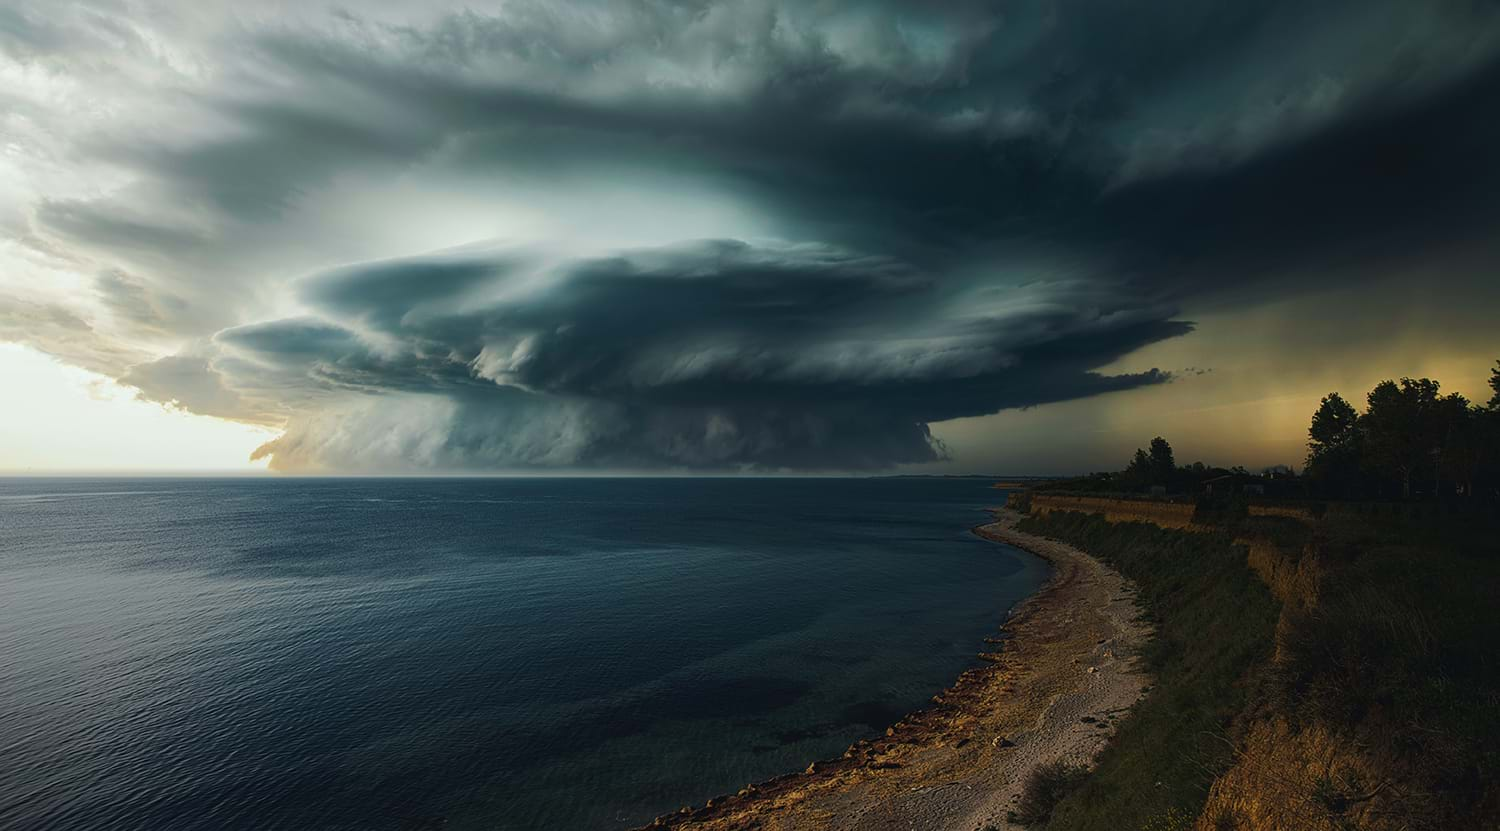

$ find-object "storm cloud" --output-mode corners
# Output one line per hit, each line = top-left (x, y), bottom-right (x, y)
(199, 239), (1182, 469)
(4, 1), (1499, 471)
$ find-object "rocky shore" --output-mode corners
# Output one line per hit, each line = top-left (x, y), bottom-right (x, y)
(636, 508), (1153, 831)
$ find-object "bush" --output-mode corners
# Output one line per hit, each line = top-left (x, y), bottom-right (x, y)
(1008, 761), (1089, 827)
(1140, 806), (1194, 831)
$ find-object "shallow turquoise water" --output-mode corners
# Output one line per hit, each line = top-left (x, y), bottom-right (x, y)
(0, 477), (1043, 830)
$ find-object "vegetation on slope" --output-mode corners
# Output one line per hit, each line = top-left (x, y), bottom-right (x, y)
(1010, 505), (1500, 830)
(1263, 512), (1500, 829)
(1013, 511), (1279, 830)
(1001, 360), (1500, 828)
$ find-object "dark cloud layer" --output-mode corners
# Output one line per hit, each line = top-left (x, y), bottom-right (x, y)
(5, 1), (1500, 470)
(211, 239), (1182, 469)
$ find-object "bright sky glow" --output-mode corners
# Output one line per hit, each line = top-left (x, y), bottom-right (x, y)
(0, 344), (274, 473)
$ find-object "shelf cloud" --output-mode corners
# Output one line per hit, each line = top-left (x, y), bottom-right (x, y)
(185, 239), (1180, 470)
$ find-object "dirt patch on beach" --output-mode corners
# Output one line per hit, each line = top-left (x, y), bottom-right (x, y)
(637, 508), (1154, 831)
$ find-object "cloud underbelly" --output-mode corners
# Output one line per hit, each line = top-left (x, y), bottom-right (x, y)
(178, 238), (1187, 472)
(250, 393), (946, 472)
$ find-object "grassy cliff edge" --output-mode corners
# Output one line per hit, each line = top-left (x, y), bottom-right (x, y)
(1014, 503), (1499, 831)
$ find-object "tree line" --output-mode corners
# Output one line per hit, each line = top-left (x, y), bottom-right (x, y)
(1116, 435), (1273, 494)
(1305, 360), (1500, 499)
(1059, 359), (1500, 502)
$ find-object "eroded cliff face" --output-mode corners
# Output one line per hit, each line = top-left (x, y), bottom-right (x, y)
(1195, 717), (1418, 831)
(1019, 495), (1491, 831)
(1195, 533), (1415, 831)
(1239, 537), (1324, 675)
(1028, 494), (1204, 530)
(1240, 538), (1322, 612)
(1198, 536), (1492, 830)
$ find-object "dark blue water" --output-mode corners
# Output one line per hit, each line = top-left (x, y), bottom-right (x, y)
(0, 477), (1043, 830)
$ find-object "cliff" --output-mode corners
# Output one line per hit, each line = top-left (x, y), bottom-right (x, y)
(1027, 494), (1202, 530)
(1012, 494), (1499, 831)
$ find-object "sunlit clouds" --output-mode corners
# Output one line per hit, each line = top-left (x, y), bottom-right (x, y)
(0, 344), (276, 472)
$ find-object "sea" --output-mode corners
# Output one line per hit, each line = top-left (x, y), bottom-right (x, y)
(0, 476), (1044, 830)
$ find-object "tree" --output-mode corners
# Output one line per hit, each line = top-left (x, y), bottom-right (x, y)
(1309, 393), (1359, 458)
(1437, 393), (1480, 498)
(1361, 378), (1444, 498)
(1306, 392), (1362, 496)
(1479, 404), (1500, 501)
(1125, 448), (1152, 489)
(1148, 437), (1175, 486)
(1476, 359), (1500, 500)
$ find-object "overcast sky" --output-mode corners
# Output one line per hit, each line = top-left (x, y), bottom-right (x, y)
(2, 0), (1498, 474)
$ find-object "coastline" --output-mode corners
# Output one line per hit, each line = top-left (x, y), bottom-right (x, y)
(638, 508), (1154, 830)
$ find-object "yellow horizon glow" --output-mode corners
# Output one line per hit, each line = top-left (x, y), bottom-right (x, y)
(0, 344), (278, 474)
(922, 271), (1498, 476)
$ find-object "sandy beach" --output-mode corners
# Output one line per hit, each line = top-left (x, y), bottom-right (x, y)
(638, 508), (1154, 830)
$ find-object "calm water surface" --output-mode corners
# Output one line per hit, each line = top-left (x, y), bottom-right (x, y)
(0, 477), (1043, 830)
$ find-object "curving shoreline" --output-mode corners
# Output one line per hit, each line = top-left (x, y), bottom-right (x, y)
(637, 508), (1154, 830)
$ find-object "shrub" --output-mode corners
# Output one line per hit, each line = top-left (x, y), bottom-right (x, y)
(1008, 761), (1089, 826)
(1140, 806), (1194, 831)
